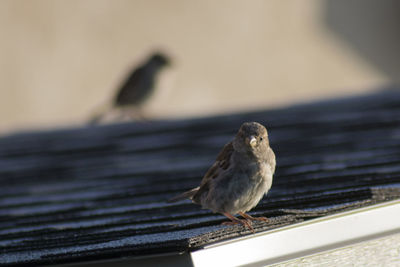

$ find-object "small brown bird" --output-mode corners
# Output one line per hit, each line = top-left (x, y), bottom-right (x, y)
(169, 122), (276, 232)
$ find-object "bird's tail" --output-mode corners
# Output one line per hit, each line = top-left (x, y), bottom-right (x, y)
(167, 187), (199, 203)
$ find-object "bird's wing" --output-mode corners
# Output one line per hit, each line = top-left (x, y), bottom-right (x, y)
(267, 147), (276, 174)
(192, 142), (234, 203)
(168, 142), (234, 204)
(115, 66), (148, 105)
(201, 141), (233, 185)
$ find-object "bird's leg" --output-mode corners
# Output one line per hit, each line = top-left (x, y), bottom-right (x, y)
(133, 108), (148, 121)
(221, 212), (254, 233)
(114, 108), (130, 121)
(239, 212), (269, 222)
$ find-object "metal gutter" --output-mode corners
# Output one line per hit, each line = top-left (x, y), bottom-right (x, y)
(190, 199), (400, 267)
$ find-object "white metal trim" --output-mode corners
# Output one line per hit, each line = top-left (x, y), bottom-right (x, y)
(190, 200), (400, 267)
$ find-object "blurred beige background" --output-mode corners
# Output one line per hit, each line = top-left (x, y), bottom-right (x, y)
(1, 0), (399, 133)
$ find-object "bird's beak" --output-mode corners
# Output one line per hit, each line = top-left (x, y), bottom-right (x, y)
(249, 136), (257, 148)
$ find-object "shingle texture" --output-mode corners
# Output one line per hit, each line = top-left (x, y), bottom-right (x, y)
(1, 90), (400, 266)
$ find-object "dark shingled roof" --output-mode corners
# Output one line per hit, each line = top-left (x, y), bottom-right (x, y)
(1, 90), (400, 266)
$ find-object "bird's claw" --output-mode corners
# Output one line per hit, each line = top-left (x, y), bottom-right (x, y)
(250, 216), (269, 222)
(221, 219), (255, 233)
(239, 212), (269, 223)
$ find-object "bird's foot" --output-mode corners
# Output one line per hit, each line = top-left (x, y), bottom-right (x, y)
(239, 212), (269, 222)
(222, 213), (255, 233)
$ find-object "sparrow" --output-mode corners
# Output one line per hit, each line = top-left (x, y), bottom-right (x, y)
(89, 52), (170, 124)
(114, 52), (170, 108)
(168, 122), (276, 232)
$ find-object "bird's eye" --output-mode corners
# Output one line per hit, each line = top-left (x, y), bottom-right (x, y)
(260, 137), (263, 141)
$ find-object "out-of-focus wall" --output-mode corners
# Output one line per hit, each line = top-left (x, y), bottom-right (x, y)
(0, 0), (396, 133)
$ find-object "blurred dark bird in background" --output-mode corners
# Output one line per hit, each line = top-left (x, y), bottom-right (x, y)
(89, 52), (171, 124)
(115, 53), (170, 107)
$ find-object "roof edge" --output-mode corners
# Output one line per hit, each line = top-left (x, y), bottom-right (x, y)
(190, 199), (400, 266)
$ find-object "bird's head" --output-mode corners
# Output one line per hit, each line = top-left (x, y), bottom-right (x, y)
(233, 122), (270, 155)
(149, 52), (171, 67)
